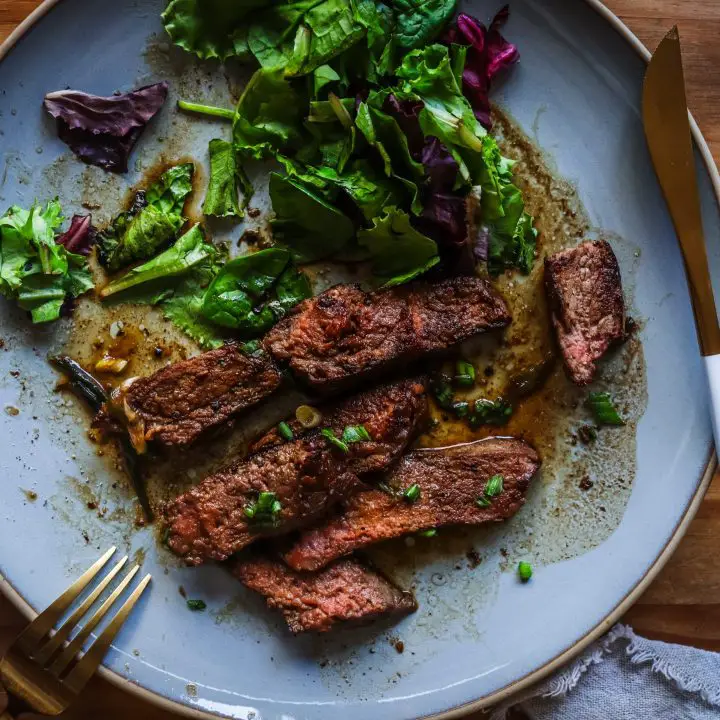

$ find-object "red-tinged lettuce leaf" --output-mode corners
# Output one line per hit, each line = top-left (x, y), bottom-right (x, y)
(382, 94), (425, 157)
(442, 7), (519, 128)
(56, 215), (96, 256)
(43, 82), (169, 172)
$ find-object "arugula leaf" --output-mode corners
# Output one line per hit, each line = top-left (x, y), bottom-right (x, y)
(358, 207), (439, 286)
(98, 164), (193, 272)
(587, 392), (625, 426)
(248, 0), (367, 77)
(269, 173), (355, 262)
(0, 201), (93, 323)
(392, 0), (457, 50)
(162, 0), (264, 61)
(201, 248), (311, 335)
(204, 139), (243, 219)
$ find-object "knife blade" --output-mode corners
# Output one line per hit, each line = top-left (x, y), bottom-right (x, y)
(643, 26), (720, 448)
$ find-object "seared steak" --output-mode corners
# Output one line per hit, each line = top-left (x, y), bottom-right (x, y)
(100, 345), (282, 451)
(545, 240), (625, 385)
(166, 380), (429, 565)
(233, 555), (416, 634)
(250, 378), (429, 473)
(264, 277), (510, 393)
(285, 438), (540, 572)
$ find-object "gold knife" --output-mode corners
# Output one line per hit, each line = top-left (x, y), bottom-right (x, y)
(643, 26), (720, 449)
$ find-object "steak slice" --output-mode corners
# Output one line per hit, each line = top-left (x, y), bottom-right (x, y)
(250, 378), (429, 474)
(165, 380), (430, 565)
(264, 277), (510, 393)
(545, 240), (625, 385)
(285, 438), (540, 572)
(232, 555), (416, 634)
(99, 344), (283, 451)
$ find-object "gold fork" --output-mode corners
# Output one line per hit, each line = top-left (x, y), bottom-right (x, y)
(0, 547), (151, 718)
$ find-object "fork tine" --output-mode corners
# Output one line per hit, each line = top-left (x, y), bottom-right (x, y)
(48, 565), (140, 677)
(62, 574), (151, 694)
(32, 556), (129, 666)
(15, 547), (116, 655)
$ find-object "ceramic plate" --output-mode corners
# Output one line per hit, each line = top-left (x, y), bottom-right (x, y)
(1, 0), (718, 718)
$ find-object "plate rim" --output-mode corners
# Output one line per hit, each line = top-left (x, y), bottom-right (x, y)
(0, 1), (717, 718)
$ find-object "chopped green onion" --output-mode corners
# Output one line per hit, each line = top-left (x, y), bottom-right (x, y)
(430, 373), (455, 410)
(484, 474), (504, 497)
(187, 599), (207, 611)
(296, 405), (322, 429)
(240, 340), (264, 357)
(418, 528), (437, 538)
(476, 496), (492, 508)
(518, 562), (533, 583)
(587, 392), (625, 426)
(244, 491), (282, 524)
(321, 428), (349, 453)
(342, 425), (372, 444)
(403, 484), (421, 503)
(277, 421), (294, 441)
(452, 401), (470, 418)
(454, 360), (476, 387)
(471, 398), (513, 427)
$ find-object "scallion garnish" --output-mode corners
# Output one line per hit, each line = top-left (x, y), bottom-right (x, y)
(244, 491), (282, 524)
(587, 392), (625, 426)
(187, 599), (207, 611)
(455, 360), (476, 387)
(278, 421), (294, 441)
(476, 496), (492, 508)
(403, 484), (421, 503)
(518, 562), (533, 583)
(321, 428), (350, 453)
(418, 528), (437, 538)
(342, 425), (372, 444)
(484, 474), (504, 497)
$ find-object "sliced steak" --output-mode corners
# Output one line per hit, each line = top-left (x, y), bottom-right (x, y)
(166, 380), (429, 565)
(285, 438), (540, 572)
(250, 378), (429, 473)
(264, 277), (510, 393)
(545, 240), (625, 385)
(232, 555), (416, 634)
(99, 344), (283, 451)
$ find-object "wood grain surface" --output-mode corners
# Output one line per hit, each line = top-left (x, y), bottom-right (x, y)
(1, 1), (720, 718)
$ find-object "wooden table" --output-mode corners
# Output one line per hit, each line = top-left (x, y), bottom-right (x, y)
(1, 1), (720, 717)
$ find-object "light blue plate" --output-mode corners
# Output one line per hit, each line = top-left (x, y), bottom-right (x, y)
(0, 1), (718, 718)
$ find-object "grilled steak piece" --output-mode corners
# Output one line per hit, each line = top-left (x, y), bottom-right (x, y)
(545, 240), (625, 385)
(250, 378), (429, 473)
(99, 345), (282, 451)
(264, 277), (510, 393)
(233, 555), (416, 634)
(285, 438), (540, 572)
(166, 380), (429, 565)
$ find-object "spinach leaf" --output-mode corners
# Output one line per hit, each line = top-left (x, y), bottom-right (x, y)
(204, 139), (243, 218)
(0, 201), (93, 323)
(313, 64), (342, 98)
(392, 0), (457, 50)
(201, 248), (311, 335)
(162, 0), (264, 60)
(358, 206), (439, 286)
(97, 164), (194, 272)
(269, 173), (355, 262)
(248, 0), (367, 77)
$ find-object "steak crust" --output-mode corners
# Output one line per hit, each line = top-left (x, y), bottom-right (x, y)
(232, 556), (417, 634)
(264, 277), (510, 393)
(545, 240), (625, 385)
(285, 438), (541, 572)
(101, 345), (282, 450)
(166, 380), (429, 565)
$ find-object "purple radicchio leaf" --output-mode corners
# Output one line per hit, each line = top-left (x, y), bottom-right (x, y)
(383, 95), (425, 157)
(56, 214), (96, 256)
(474, 225), (490, 262)
(442, 7), (519, 128)
(43, 82), (169, 173)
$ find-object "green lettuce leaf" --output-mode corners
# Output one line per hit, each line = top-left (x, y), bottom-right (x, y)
(392, 0), (457, 50)
(358, 206), (439, 285)
(201, 247), (311, 334)
(203, 139), (244, 218)
(98, 164), (194, 272)
(248, 0), (367, 77)
(161, 0), (265, 61)
(269, 173), (355, 262)
(0, 201), (93, 323)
